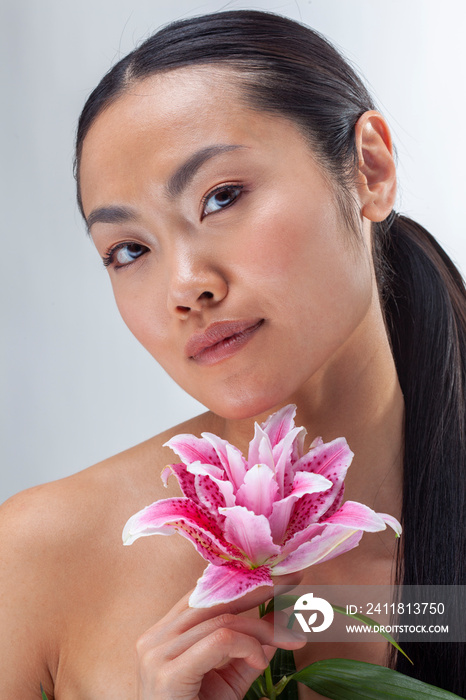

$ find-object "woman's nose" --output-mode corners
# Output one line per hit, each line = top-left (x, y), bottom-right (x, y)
(167, 253), (228, 318)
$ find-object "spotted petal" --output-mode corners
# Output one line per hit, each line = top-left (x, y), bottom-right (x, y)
(187, 462), (236, 507)
(189, 561), (273, 608)
(122, 498), (242, 565)
(194, 474), (230, 517)
(161, 463), (197, 500)
(290, 438), (353, 524)
(268, 471), (333, 544)
(161, 462), (230, 515)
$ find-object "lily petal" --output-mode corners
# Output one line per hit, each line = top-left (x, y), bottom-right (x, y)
(283, 492), (329, 544)
(194, 473), (230, 517)
(261, 404), (298, 447)
(293, 438), (354, 520)
(280, 521), (327, 557)
(293, 437), (352, 475)
(310, 528), (364, 566)
(201, 433), (247, 489)
(161, 463), (198, 501)
(291, 425), (307, 463)
(187, 462), (236, 507)
(247, 423), (275, 472)
(273, 525), (363, 574)
(185, 461), (224, 480)
(377, 512), (402, 537)
(161, 466), (171, 487)
(164, 434), (222, 468)
(319, 482), (345, 521)
(235, 463), (279, 517)
(219, 505), (281, 565)
(189, 562), (273, 608)
(268, 471), (333, 544)
(323, 500), (397, 532)
(225, 442), (248, 486)
(122, 498), (241, 565)
(273, 426), (308, 498)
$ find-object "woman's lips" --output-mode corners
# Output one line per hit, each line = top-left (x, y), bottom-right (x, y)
(186, 319), (264, 365)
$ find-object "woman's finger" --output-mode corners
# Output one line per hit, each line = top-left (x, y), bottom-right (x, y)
(148, 610), (306, 661)
(171, 629), (270, 690)
(138, 627), (270, 699)
(136, 584), (306, 699)
(149, 569), (304, 641)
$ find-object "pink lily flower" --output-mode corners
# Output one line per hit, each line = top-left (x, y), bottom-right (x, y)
(123, 405), (401, 607)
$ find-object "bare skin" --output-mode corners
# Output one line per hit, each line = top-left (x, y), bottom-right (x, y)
(0, 67), (403, 699)
(0, 416), (401, 699)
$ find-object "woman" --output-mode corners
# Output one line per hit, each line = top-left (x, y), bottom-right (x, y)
(1, 9), (465, 699)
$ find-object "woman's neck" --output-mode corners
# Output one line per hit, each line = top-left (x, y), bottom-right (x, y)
(215, 293), (404, 520)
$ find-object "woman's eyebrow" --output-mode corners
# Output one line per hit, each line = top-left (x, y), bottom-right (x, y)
(166, 144), (245, 198)
(86, 205), (138, 234)
(86, 145), (245, 233)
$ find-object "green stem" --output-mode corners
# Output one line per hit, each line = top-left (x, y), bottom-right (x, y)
(258, 602), (279, 698)
(264, 663), (276, 699)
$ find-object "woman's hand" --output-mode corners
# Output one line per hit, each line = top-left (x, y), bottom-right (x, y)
(136, 575), (307, 700)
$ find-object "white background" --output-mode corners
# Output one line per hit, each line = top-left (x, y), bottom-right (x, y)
(1, 0), (465, 503)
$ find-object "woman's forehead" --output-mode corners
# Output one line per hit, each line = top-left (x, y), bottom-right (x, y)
(78, 68), (313, 213)
(86, 66), (249, 137)
(80, 63), (312, 157)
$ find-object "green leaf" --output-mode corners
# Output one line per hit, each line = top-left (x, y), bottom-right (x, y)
(243, 678), (264, 700)
(292, 659), (465, 699)
(330, 604), (413, 665)
(244, 648), (299, 699)
(270, 646), (297, 683)
(40, 683), (49, 700)
(269, 647), (298, 698)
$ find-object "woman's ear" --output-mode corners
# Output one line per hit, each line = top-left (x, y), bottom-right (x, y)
(355, 110), (397, 222)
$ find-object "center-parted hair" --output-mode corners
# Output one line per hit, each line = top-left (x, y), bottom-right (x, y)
(75, 11), (466, 693)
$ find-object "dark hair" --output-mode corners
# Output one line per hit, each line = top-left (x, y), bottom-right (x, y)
(75, 10), (466, 694)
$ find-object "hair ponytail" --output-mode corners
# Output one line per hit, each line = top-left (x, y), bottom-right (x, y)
(378, 214), (466, 694)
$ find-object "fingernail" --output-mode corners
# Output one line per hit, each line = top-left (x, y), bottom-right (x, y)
(289, 629), (307, 641)
(277, 627), (307, 642)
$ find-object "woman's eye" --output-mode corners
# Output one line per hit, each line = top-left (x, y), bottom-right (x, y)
(202, 185), (243, 218)
(103, 242), (148, 268)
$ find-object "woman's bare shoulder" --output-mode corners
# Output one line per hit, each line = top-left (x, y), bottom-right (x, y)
(0, 410), (216, 696)
(0, 409), (218, 546)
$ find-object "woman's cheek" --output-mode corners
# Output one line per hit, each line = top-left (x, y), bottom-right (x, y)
(112, 283), (167, 355)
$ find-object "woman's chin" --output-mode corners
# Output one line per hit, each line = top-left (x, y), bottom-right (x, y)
(200, 391), (295, 423)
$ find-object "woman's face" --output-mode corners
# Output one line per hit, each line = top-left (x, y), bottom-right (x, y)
(80, 67), (374, 420)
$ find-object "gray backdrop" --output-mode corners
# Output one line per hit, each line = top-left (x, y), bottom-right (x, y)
(1, 0), (465, 503)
